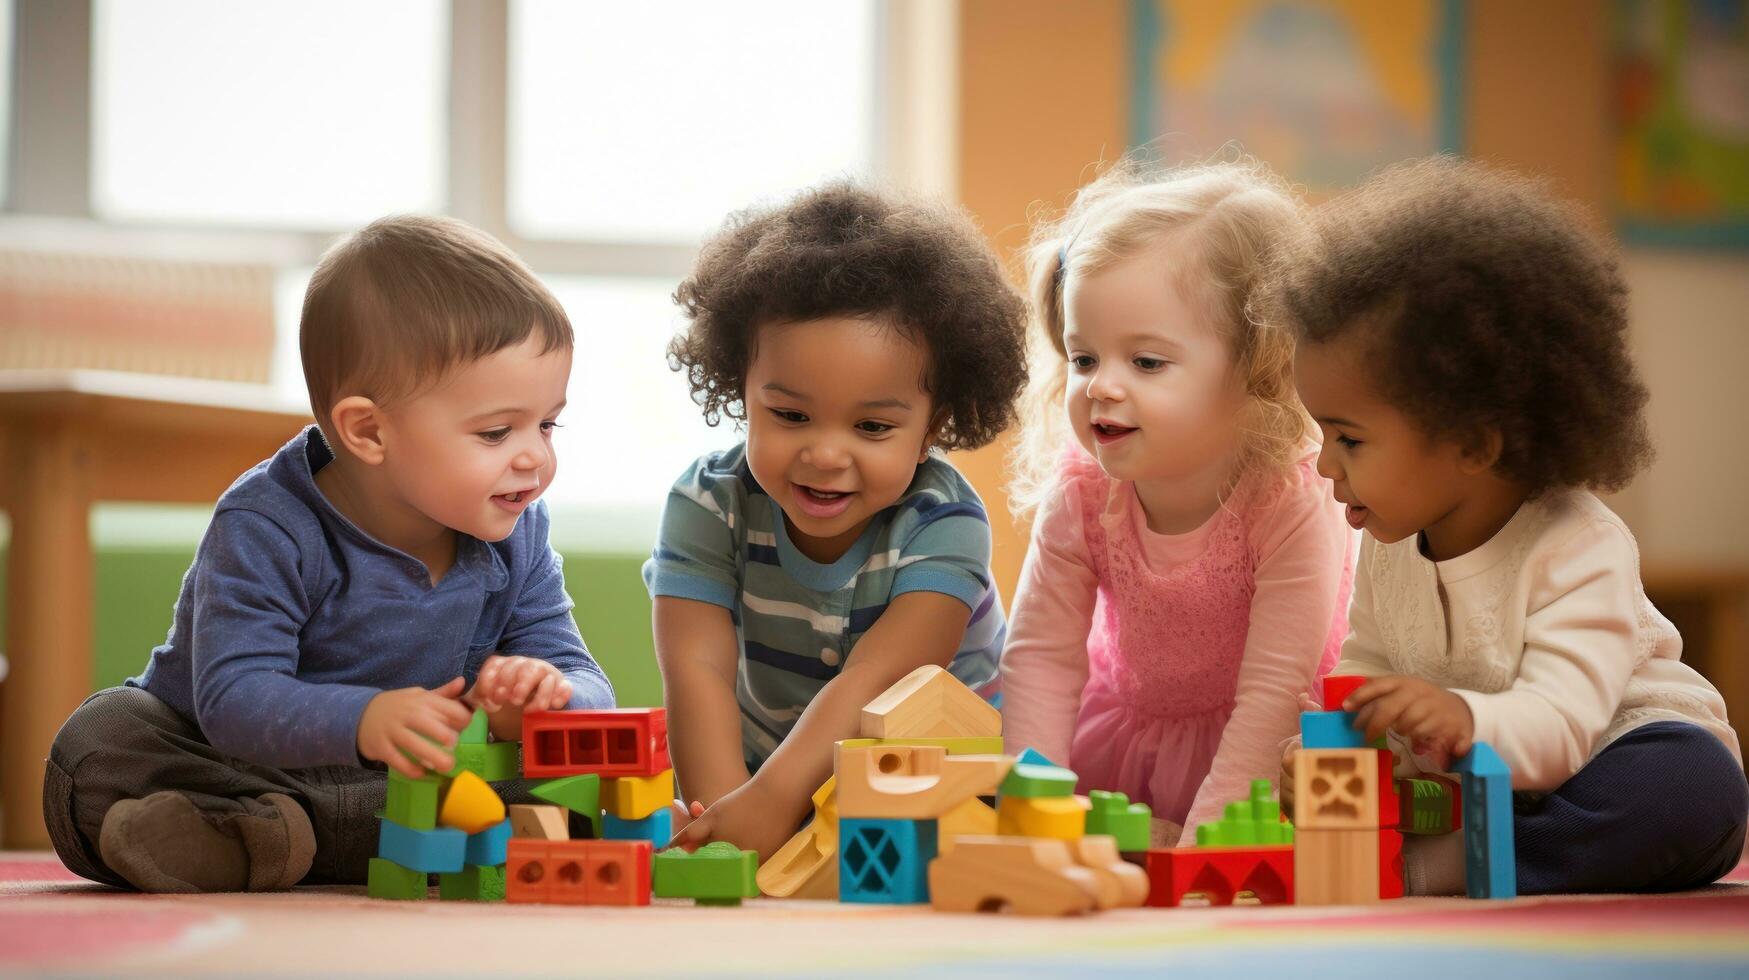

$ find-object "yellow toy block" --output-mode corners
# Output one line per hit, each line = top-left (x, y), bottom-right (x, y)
(602, 769), (675, 820)
(836, 736), (1005, 755)
(758, 776), (839, 899)
(937, 796), (997, 855)
(860, 665), (1000, 739)
(508, 803), (568, 840)
(996, 794), (1088, 840)
(438, 770), (506, 835)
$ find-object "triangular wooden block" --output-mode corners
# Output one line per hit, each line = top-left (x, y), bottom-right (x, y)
(860, 665), (1000, 739)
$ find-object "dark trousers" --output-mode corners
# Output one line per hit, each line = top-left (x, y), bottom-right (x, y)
(43, 686), (543, 888)
(1516, 721), (1748, 893)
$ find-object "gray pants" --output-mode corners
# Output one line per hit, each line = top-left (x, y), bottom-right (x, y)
(44, 686), (544, 888)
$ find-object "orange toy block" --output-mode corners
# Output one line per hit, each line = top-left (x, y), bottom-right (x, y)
(1295, 748), (1380, 831)
(859, 665), (1001, 739)
(505, 839), (652, 906)
(1070, 835), (1148, 908)
(835, 743), (1011, 819)
(438, 771), (506, 835)
(928, 836), (1101, 916)
(758, 776), (840, 899)
(508, 804), (569, 840)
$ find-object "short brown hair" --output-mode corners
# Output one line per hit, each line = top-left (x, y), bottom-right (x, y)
(667, 182), (1028, 452)
(300, 214), (572, 423)
(1261, 156), (1653, 495)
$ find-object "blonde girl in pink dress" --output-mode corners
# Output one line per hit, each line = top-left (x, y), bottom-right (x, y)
(1002, 161), (1354, 845)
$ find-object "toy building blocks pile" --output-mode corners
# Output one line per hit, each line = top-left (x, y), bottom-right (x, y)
(367, 709), (513, 901)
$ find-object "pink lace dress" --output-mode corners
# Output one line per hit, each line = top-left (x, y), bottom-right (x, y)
(1002, 449), (1354, 838)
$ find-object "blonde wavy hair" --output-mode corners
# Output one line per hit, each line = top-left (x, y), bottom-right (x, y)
(1007, 158), (1314, 520)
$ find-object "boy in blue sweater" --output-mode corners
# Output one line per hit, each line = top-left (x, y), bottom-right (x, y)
(43, 216), (614, 892)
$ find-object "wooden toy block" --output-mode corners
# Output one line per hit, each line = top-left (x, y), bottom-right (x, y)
(1144, 845), (1294, 907)
(936, 796), (997, 855)
(835, 743), (1011, 819)
(522, 708), (670, 778)
(509, 803), (570, 840)
(1378, 828), (1404, 900)
(367, 856), (428, 900)
(1294, 748), (1380, 830)
(1451, 741), (1516, 899)
(603, 807), (673, 850)
(1194, 778), (1294, 846)
(438, 863), (505, 901)
(386, 770), (440, 831)
(378, 818), (467, 873)
(1086, 791), (1151, 852)
(1321, 674), (1368, 711)
(839, 818), (937, 904)
(837, 735), (1006, 755)
(654, 841), (759, 905)
(529, 774), (601, 838)
(1293, 828), (1380, 905)
(928, 836), (1101, 916)
(996, 794), (1088, 840)
(859, 665), (1000, 740)
(438, 770), (507, 834)
(459, 708), (489, 745)
(1068, 835), (1149, 908)
(1301, 710), (1386, 749)
(758, 776), (839, 898)
(998, 762), (1077, 799)
(602, 769), (675, 820)
(464, 818), (512, 866)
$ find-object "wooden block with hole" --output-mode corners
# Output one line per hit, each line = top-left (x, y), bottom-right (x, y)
(1294, 748), (1380, 830)
(928, 836), (1101, 916)
(835, 742), (1011, 819)
(1294, 828), (1380, 905)
(758, 776), (840, 899)
(859, 665), (1001, 739)
(508, 804), (569, 840)
(1069, 835), (1148, 908)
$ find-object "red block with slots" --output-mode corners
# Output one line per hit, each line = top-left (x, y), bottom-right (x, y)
(1144, 845), (1295, 907)
(522, 708), (670, 779)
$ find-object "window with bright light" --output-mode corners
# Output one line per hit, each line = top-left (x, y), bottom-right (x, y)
(91, 0), (447, 228)
(507, 0), (877, 243)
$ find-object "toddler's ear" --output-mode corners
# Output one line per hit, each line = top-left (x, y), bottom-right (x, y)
(1457, 426), (1505, 475)
(328, 395), (387, 465)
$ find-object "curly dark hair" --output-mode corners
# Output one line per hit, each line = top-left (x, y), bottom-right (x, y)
(1260, 156), (1653, 495)
(667, 182), (1028, 451)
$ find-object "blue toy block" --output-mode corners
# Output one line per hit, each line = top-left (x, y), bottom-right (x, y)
(463, 818), (512, 866)
(1300, 710), (1384, 749)
(839, 818), (937, 904)
(1015, 746), (1058, 768)
(378, 818), (466, 873)
(1451, 742), (1516, 899)
(603, 807), (673, 850)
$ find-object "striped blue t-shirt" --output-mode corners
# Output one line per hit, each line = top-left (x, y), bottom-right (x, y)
(642, 443), (1004, 769)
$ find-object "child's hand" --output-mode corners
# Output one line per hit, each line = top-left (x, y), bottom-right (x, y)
(665, 779), (795, 863)
(1345, 675), (1475, 758)
(358, 677), (473, 777)
(468, 655), (572, 740)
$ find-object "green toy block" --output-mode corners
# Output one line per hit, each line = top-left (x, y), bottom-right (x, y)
(438, 863), (506, 902)
(1194, 779), (1293, 847)
(385, 770), (441, 831)
(444, 741), (519, 782)
(1086, 790), (1151, 851)
(653, 841), (758, 904)
(1403, 777), (1456, 835)
(367, 857), (429, 900)
(459, 709), (489, 745)
(998, 763), (1078, 799)
(531, 774), (602, 837)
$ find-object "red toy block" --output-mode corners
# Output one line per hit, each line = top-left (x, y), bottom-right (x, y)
(1144, 845), (1294, 907)
(505, 838), (652, 906)
(1322, 675), (1367, 711)
(522, 709), (670, 778)
(1378, 828), (1404, 899)
(1377, 749), (1400, 828)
